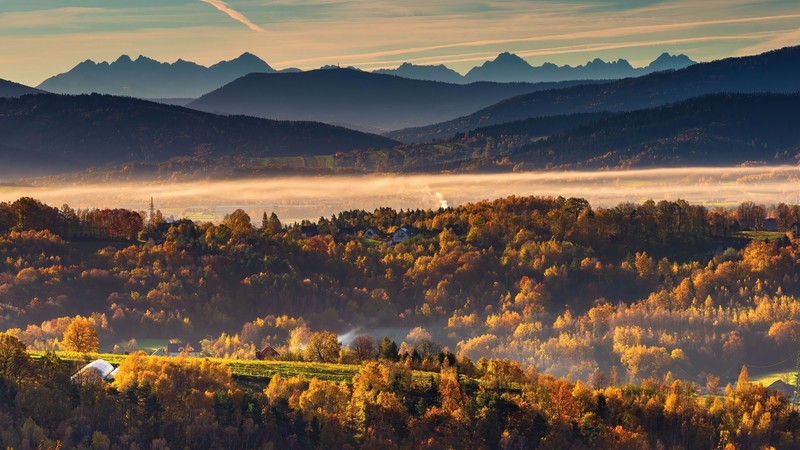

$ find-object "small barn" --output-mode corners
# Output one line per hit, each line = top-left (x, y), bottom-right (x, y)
(763, 218), (779, 232)
(256, 345), (280, 360)
(767, 380), (795, 398)
(167, 342), (201, 357)
(363, 227), (384, 240)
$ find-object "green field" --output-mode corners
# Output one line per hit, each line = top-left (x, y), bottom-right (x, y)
(751, 370), (798, 387)
(130, 339), (169, 353)
(734, 230), (787, 241)
(29, 351), (439, 386)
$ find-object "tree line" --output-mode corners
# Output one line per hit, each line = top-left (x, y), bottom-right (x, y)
(2, 195), (800, 387)
(0, 333), (798, 449)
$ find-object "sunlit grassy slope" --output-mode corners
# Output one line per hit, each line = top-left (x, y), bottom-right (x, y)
(750, 370), (798, 387)
(29, 351), (439, 384)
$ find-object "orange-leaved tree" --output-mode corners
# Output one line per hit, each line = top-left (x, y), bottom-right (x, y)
(62, 316), (99, 353)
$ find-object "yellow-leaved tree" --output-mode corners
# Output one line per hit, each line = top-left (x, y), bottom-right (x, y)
(62, 316), (99, 353)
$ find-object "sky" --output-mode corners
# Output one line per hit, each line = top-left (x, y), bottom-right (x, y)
(0, 0), (798, 86)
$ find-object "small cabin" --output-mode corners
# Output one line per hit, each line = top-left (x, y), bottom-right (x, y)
(256, 345), (280, 360)
(767, 380), (795, 398)
(363, 227), (384, 240)
(167, 342), (201, 357)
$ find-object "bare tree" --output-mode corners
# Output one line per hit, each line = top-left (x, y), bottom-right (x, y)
(350, 335), (375, 362)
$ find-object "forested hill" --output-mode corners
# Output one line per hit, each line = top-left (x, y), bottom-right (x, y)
(187, 68), (606, 132)
(387, 45), (800, 142)
(0, 78), (42, 98)
(325, 93), (800, 173)
(500, 93), (800, 169)
(0, 93), (399, 177)
(47, 94), (800, 178)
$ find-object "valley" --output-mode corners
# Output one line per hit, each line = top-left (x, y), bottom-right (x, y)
(1, 6), (800, 446)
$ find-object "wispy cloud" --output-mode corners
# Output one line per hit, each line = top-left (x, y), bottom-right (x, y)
(275, 13), (800, 68)
(354, 31), (786, 71)
(736, 27), (800, 56)
(199, 0), (263, 32)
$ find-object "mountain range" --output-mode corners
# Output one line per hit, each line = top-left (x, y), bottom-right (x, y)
(387, 46), (800, 142)
(462, 52), (695, 83)
(0, 93), (397, 178)
(187, 69), (604, 132)
(4, 45), (800, 180)
(33, 52), (694, 101)
(37, 53), (295, 99)
(375, 52), (694, 84)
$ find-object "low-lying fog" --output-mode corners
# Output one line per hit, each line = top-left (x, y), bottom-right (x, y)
(3, 166), (800, 222)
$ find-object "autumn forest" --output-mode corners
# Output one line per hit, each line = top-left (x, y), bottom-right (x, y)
(0, 195), (799, 448)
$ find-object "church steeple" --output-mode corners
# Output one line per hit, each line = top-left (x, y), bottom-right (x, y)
(149, 197), (155, 224)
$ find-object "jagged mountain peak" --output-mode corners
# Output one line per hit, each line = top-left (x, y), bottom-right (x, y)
(37, 53), (276, 98)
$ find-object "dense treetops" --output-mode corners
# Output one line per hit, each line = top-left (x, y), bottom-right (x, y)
(1, 194), (800, 446)
(1, 195), (800, 384)
(0, 332), (797, 448)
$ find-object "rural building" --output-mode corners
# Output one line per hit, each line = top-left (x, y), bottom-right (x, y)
(363, 226), (384, 239)
(72, 359), (117, 383)
(256, 345), (280, 360)
(767, 380), (795, 397)
(167, 342), (201, 357)
(392, 226), (414, 244)
(763, 218), (779, 231)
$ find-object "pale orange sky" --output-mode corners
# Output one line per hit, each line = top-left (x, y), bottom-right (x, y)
(0, 0), (798, 86)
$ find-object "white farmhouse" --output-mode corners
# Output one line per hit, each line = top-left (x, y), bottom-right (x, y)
(392, 227), (414, 244)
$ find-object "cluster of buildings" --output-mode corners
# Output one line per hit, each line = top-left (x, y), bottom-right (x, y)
(150, 342), (202, 358)
(301, 224), (417, 245)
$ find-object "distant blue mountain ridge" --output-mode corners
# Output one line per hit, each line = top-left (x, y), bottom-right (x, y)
(34, 51), (695, 99)
(375, 52), (695, 83)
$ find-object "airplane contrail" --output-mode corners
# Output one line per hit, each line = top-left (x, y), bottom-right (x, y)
(200, 0), (264, 32)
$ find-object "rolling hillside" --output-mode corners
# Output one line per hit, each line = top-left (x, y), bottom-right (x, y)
(188, 68), (605, 132)
(493, 93), (800, 169)
(388, 46), (800, 142)
(337, 94), (800, 173)
(0, 93), (399, 178)
(0, 78), (42, 97)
